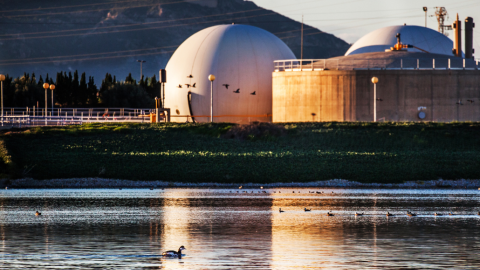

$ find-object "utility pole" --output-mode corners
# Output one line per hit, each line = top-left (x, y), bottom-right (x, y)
(301, 14), (304, 61)
(137, 60), (146, 80)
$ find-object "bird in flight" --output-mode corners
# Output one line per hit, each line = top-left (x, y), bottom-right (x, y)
(233, 89), (240, 93)
(192, 83), (196, 88)
(223, 84), (230, 89)
(177, 84), (182, 88)
(250, 91), (256, 95)
(187, 74), (193, 78)
(185, 84), (191, 88)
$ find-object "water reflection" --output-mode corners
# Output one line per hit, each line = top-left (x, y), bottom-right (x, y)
(0, 188), (478, 269)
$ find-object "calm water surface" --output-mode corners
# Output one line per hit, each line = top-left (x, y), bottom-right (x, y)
(0, 188), (479, 269)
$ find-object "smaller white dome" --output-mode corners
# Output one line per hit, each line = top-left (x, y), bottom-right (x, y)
(346, 25), (462, 57)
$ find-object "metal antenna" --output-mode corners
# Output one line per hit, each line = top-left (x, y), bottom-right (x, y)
(301, 14), (304, 61)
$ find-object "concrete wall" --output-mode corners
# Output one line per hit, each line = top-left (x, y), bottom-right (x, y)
(272, 70), (480, 122)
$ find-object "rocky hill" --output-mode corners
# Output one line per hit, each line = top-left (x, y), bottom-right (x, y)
(0, 0), (350, 82)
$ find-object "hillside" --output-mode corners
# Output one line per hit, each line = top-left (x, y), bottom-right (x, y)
(0, 0), (350, 82)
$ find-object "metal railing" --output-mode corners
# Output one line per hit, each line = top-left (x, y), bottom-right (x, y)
(0, 107), (162, 127)
(274, 58), (480, 71)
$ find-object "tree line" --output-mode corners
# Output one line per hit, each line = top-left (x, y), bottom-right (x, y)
(0, 71), (161, 108)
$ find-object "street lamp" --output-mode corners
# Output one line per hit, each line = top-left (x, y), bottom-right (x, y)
(137, 60), (146, 80)
(49, 84), (55, 115)
(0, 74), (5, 126)
(208, 74), (215, 123)
(43, 83), (49, 125)
(371, 77), (379, 122)
(423, 7), (428, 27)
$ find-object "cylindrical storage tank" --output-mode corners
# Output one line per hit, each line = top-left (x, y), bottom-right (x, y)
(465, 17), (475, 59)
(164, 24), (295, 123)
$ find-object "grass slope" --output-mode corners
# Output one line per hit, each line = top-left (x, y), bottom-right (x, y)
(1, 122), (479, 183)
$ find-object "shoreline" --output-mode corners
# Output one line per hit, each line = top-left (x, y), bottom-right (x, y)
(2, 178), (480, 189)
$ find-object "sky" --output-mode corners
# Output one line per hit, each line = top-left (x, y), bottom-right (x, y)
(252, 0), (480, 58)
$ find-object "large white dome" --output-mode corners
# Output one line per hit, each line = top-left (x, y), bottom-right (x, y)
(345, 25), (461, 57)
(164, 24), (295, 123)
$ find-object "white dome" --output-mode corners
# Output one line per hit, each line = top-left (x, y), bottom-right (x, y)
(164, 24), (295, 123)
(345, 25), (461, 57)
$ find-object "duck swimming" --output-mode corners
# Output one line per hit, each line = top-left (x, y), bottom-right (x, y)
(434, 213), (443, 216)
(355, 212), (364, 216)
(279, 208), (284, 213)
(35, 211), (41, 216)
(386, 212), (394, 217)
(326, 212), (334, 216)
(304, 208), (311, 212)
(407, 213), (417, 217)
(162, 246), (186, 259)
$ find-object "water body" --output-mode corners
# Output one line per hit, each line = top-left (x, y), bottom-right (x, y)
(0, 188), (479, 269)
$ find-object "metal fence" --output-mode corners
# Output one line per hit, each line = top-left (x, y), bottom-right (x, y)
(274, 58), (480, 71)
(0, 107), (161, 127)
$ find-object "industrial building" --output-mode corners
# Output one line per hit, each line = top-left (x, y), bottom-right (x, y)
(164, 15), (478, 123)
(273, 17), (479, 122)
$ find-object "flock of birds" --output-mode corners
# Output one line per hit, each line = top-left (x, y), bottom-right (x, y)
(277, 209), (480, 217)
(176, 75), (257, 95)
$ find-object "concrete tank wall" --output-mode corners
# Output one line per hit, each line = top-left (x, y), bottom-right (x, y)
(272, 70), (480, 122)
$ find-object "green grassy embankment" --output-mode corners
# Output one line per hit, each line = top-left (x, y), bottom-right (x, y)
(1, 122), (479, 183)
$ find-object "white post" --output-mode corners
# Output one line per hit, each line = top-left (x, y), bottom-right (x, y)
(45, 89), (47, 126)
(374, 83), (377, 122)
(433, 59), (435, 70)
(210, 81), (213, 123)
(463, 59), (466, 70)
(1, 81), (3, 126)
(448, 59), (451, 70)
(401, 59), (403, 70)
(417, 59), (419, 69)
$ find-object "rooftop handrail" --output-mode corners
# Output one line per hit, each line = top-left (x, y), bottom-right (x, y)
(274, 58), (479, 71)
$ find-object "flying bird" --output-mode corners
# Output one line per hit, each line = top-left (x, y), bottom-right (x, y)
(456, 100), (463, 105)
(185, 84), (191, 88)
(250, 91), (256, 95)
(177, 84), (182, 88)
(467, 99), (474, 103)
(187, 74), (193, 78)
(192, 83), (196, 88)
(233, 89), (240, 93)
(376, 98), (383, 101)
(223, 84), (230, 89)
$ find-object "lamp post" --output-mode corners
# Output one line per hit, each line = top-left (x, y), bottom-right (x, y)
(137, 60), (146, 80)
(49, 84), (55, 115)
(43, 83), (49, 125)
(208, 74), (215, 123)
(0, 74), (5, 126)
(371, 77), (379, 122)
(423, 7), (428, 27)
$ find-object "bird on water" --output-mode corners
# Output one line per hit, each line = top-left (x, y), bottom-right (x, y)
(326, 212), (334, 216)
(35, 211), (41, 216)
(355, 212), (364, 216)
(279, 208), (284, 213)
(407, 213), (417, 217)
(386, 212), (394, 217)
(162, 246), (186, 258)
(434, 213), (443, 216)
(304, 208), (311, 212)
